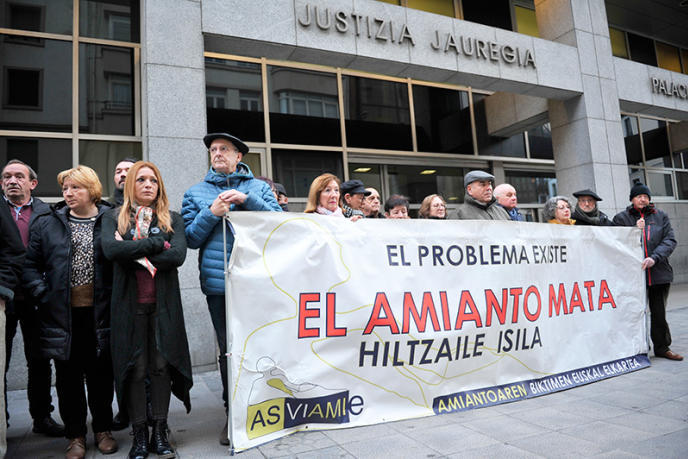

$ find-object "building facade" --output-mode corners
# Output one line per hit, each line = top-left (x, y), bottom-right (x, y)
(1, 0), (687, 379)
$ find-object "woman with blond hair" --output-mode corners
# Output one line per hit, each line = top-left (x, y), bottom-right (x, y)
(101, 161), (191, 459)
(24, 166), (117, 459)
(418, 194), (447, 219)
(304, 173), (343, 217)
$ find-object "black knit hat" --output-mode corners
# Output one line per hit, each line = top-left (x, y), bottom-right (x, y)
(629, 183), (651, 200)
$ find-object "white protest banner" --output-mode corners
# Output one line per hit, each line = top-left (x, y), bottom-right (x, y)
(224, 213), (648, 451)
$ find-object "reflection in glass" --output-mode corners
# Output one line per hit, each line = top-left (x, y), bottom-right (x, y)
(0, 0), (73, 35)
(655, 42), (681, 73)
(514, 6), (538, 37)
(0, 35), (72, 132)
(646, 171), (673, 197)
(407, 0), (455, 18)
(669, 122), (688, 169)
(349, 164), (382, 197)
(627, 33), (657, 67)
(79, 140), (142, 198)
(640, 118), (670, 167)
(79, 44), (135, 135)
(609, 27), (628, 59)
(0, 137), (72, 197)
(386, 165), (462, 204)
(342, 76), (412, 150)
(528, 123), (553, 159)
(622, 115), (642, 166)
(473, 94), (526, 157)
(267, 66), (340, 146)
(676, 171), (688, 199)
(504, 170), (556, 204)
(629, 168), (645, 186)
(413, 86), (472, 154)
(272, 149), (343, 197)
(205, 58), (265, 142)
(79, 0), (140, 42)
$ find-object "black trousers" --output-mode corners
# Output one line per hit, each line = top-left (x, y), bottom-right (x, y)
(125, 303), (171, 425)
(648, 283), (672, 355)
(5, 299), (54, 421)
(206, 295), (228, 412)
(54, 307), (114, 439)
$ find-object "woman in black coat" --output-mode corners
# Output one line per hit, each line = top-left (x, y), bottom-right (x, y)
(23, 166), (116, 459)
(101, 161), (192, 459)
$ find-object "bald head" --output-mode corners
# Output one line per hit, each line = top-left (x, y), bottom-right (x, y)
(494, 183), (517, 211)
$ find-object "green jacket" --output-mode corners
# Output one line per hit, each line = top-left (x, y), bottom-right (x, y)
(456, 195), (511, 221)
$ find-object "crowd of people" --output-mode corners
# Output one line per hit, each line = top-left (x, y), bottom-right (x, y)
(0, 130), (682, 458)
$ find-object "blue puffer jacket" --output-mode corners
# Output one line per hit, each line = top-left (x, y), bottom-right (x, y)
(181, 164), (282, 295)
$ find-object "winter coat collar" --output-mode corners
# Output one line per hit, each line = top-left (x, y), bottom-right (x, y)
(204, 163), (253, 186)
(464, 194), (498, 210)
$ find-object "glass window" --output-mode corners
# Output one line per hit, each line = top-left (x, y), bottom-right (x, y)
(0, 0), (72, 35)
(627, 33), (657, 67)
(646, 171), (673, 197)
(407, 0), (455, 18)
(205, 58), (265, 142)
(349, 164), (382, 197)
(609, 27), (629, 59)
(682, 49), (688, 75)
(267, 66), (340, 146)
(79, 0), (140, 42)
(386, 164), (463, 204)
(78, 44), (135, 135)
(504, 170), (556, 204)
(676, 171), (688, 199)
(0, 137), (72, 197)
(629, 168), (645, 187)
(528, 123), (553, 159)
(412, 85), (472, 154)
(79, 140), (142, 198)
(640, 118), (671, 167)
(669, 122), (688, 169)
(473, 94), (526, 158)
(514, 6), (539, 38)
(622, 115), (642, 166)
(462, 0), (512, 31)
(272, 149), (343, 198)
(342, 75), (412, 151)
(0, 35), (72, 132)
(656, 42), (682, 73)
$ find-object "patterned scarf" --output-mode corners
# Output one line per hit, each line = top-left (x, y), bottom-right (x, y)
(133, 206), (156, 277)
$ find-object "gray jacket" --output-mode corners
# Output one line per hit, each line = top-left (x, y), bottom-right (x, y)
(456, 195), (511, 221)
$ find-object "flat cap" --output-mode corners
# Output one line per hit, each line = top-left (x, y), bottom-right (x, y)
(572, 189), (602, 201)
(274, 182), (287, 196)
(464, 170), (495, 188)
(203, 132), (249, 155)
(340, 179), (371, 196)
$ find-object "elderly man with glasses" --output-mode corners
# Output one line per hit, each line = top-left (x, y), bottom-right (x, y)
(181, 132), (281, 446)
(571, 189), (614, 226)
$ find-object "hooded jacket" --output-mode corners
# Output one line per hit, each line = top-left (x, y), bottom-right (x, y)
(22, 201), (113, 360)
(456, 195), (511, 221)
(181, 163), (282, 295)
(613, 204), (676, 285)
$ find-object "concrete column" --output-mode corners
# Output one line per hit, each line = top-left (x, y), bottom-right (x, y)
(141, 0), (216, 369)
(536, 0), (629, 215)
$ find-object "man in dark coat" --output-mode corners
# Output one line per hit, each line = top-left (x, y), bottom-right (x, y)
(613, 183), (682, 361)
(108, 157), (137, 207)
(456, 171), (510, 220)
(2, 160), (64, 437)
(572, 189), (614, 226)
(0, 193), (25, 455)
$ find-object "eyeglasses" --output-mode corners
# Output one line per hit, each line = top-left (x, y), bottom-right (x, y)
(209, 145), (238, 154)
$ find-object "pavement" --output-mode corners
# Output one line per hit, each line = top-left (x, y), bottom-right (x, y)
(6, 284), (688, 458)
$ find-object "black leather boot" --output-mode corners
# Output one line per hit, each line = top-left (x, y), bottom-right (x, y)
(150, 419), (175, 458)
(129, 423), (149, 459)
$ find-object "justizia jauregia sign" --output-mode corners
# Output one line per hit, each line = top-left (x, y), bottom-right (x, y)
(297, 3), (536, 69)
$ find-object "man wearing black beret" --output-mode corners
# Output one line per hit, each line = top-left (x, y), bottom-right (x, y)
(571, 189), (614, 226)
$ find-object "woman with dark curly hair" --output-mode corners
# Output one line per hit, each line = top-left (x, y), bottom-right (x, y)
(543, 196), (575, 225)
